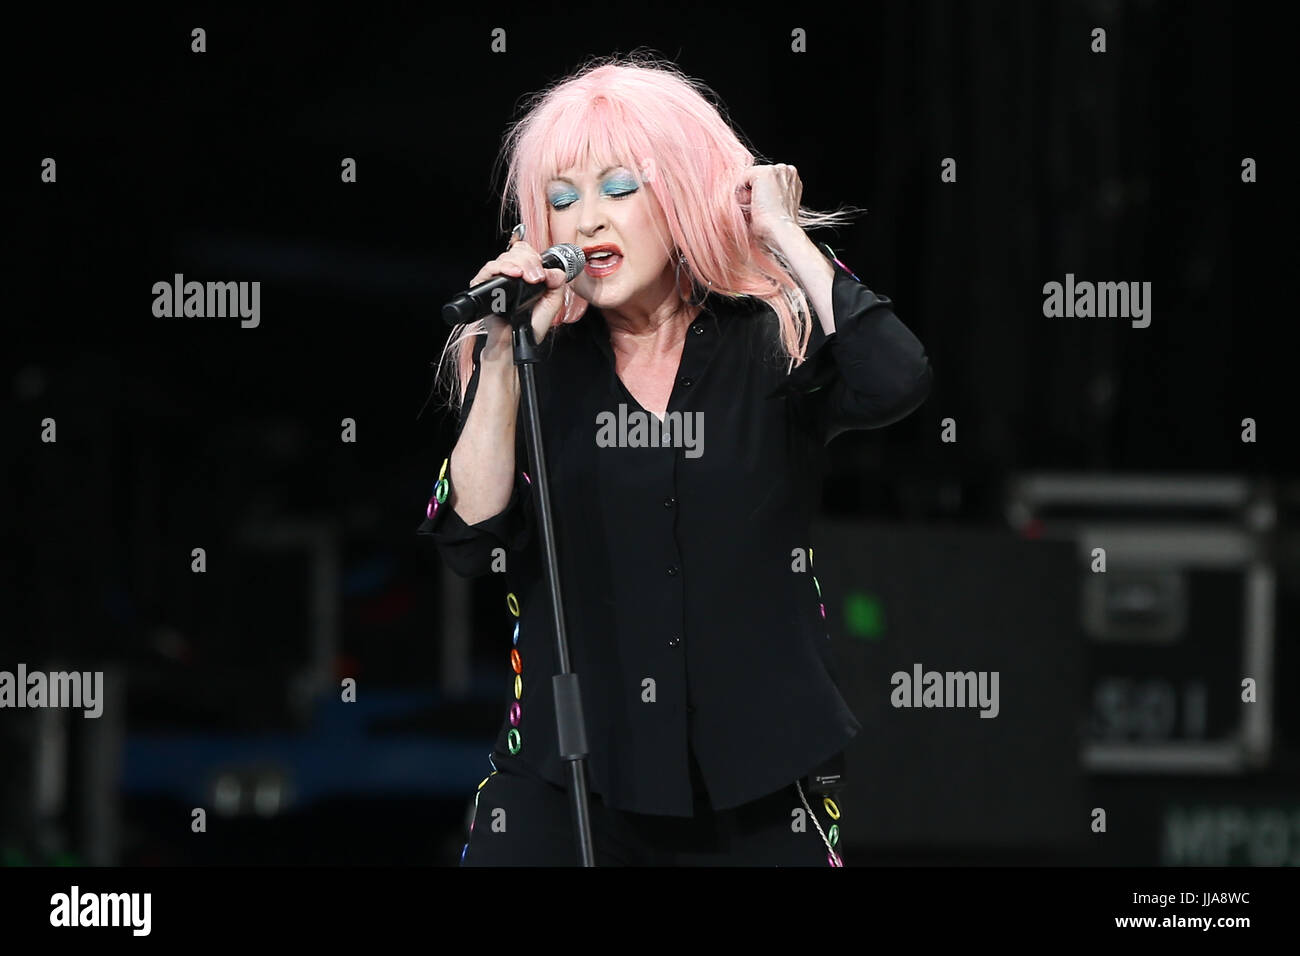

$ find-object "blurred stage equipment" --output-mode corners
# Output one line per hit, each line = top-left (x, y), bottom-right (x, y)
(810, 519), (1084, 857)
(1006, 473), (1276, 773)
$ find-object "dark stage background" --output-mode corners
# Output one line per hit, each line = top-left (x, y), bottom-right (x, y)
(3, 3), (1293, 868)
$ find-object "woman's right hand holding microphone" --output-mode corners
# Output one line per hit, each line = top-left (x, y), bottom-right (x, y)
(471, 236), (572, 366)
(446, 231), (574, 524)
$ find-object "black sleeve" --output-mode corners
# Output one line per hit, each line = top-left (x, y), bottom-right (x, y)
(415, 334), (533, 578)
(768, 243), (933, 445)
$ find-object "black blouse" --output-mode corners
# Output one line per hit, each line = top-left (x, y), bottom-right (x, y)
(418, 244), (933, 817)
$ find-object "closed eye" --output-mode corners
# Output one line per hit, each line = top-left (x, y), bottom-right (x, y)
(551, 189), (637, 211)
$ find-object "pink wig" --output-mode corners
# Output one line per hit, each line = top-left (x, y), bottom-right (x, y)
(435, 52), (861, 412)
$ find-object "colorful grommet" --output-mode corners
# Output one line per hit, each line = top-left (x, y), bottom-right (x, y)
(507, 728), (522, 754)
(827, 849), (842, 867)
(522, 471), (531, 485)
(823, 796), (840, 820)
(828, 823), (840, 846)
(460, 842), (468, 863)
(809, 547), (814, 567)
(429, 459), (450, 521)
(513, 621), (520, 645)
(813, 576), (821, 597)
(509, 700), (521, 726)
(819, 603), (826, 619)
(510, 648), (522, 674)
(507, 593), (520, 617)
(477, 775), (491, 791)
(514, 674), (522, 699)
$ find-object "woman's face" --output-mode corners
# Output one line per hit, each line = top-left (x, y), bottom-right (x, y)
(545, 159), (678, 312)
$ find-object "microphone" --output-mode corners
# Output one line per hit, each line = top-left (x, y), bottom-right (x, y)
(442, 243), (586, 327)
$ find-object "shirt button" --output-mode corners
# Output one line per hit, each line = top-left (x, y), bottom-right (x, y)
(667, 566), (679, 576)
(679, 376), (694, 387)
(668, 635), (680, 647)
(663, 496), (675, 508)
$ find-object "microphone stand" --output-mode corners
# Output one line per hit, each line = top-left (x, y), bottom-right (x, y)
(509, 305), (596, 867)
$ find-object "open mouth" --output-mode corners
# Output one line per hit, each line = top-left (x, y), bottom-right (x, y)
(583, 245), (623, 277)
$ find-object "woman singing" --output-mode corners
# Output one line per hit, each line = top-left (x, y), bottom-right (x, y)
(419, 54), (932, 866)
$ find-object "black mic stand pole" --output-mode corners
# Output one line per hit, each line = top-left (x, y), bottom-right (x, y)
(509, 306), (596, 867)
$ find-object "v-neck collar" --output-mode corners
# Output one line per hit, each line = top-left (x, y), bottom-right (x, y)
(577, 295), (746, 420)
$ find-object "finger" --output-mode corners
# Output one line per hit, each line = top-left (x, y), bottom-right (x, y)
(471, 260), (524, 286)
(504, 247), (546, 281)
(500, 251), (533, 272)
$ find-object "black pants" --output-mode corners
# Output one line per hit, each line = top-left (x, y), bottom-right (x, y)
(459, 749), (847, 866)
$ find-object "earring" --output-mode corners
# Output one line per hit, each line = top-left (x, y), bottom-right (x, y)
(676, 251), (712, 306)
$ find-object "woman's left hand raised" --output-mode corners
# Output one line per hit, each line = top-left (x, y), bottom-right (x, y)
(738, 163), (804, 246)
